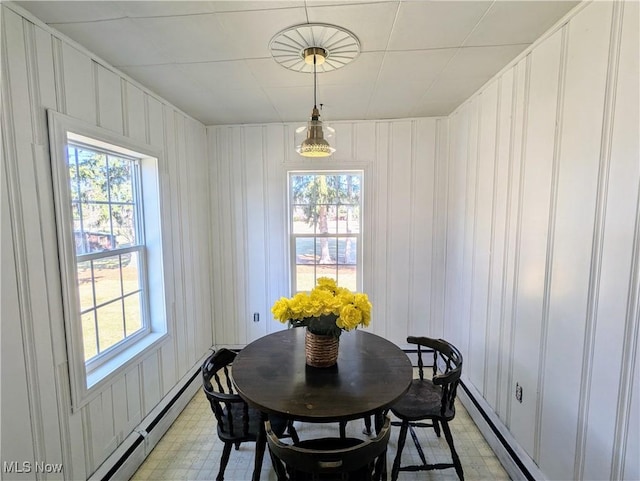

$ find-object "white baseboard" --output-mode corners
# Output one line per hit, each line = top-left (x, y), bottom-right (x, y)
(457, 379), (547, 481)
(87, 351), (211, 481)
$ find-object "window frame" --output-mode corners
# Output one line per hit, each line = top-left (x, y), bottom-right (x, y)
(288, 170), (364, 294)
(48, 111), (168, 410)
(68, 140), (150, 370)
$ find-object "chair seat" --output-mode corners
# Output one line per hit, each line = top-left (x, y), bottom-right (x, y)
(217, 404), (290, 443)
(390, 379), (455, 421)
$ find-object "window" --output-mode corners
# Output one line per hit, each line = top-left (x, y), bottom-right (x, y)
(69, 142), (147, 368)
(289, 172), (362, 293)
(49, 112), (167, 409)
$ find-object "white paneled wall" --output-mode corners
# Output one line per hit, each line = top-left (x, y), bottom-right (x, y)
(207, 118), (449, 348)
(445, 2), (639, 480)
(1, 4), (213, 478)
(3, 1), (639, 481)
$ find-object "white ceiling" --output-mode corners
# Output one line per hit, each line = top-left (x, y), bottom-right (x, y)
(15, 0), (579, 126)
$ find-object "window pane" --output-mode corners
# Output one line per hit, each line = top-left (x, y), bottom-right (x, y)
(316, 266), (337, 280)
(292, 206), (314, 234)
(77, 261), (94, 312)
(96, 300), (125, 352)
(121, 252), (140, 295)
(338, 237), (358, 265)
(315, 238), (337, 265)
(124, 293), (143, 337)
(111, 204), (136, 247)
(107, 156), (133, 203)
(336, 266), (357, 291)
(339, 205), (359, 234)
(290, 171), (362, 294)
(81, 203), (114, 252)
(295, 265), (315, 292)
(77, 149), (108, 202)
(82, 312), (98, 361)
(92, 255), (123, 307)
(295, 237), (317, 265)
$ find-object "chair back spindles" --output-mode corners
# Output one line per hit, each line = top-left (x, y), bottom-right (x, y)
(202, 348), (297, 480)
(266, 416), (392, 481)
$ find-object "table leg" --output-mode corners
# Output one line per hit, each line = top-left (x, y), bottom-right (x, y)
(374, 410), (388, 480)
(252, 412), (267, 481)
(374, 411), (384, 433)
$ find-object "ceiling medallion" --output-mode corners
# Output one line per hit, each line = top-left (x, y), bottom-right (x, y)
(269, 23), (361, 73)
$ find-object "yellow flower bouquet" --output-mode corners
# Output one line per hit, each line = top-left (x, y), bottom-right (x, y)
(271, 277), (372, 338)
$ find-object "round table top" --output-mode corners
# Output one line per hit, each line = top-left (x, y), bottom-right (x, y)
(232, 328), (413, 423)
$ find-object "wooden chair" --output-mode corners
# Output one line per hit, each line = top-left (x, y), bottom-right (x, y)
(266, 416), (392, 481)
(201, 348), (298, 480)
(389, 336), (464, 481)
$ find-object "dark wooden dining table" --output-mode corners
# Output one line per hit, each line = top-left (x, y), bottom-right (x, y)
(232, 327), (413, 481)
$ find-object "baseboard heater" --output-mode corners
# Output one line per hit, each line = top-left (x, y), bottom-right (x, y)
(88, 355), (207, 481)
(459, 381), (536, 481)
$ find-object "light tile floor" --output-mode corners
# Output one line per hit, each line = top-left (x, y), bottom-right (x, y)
(130, 389), (511, 481)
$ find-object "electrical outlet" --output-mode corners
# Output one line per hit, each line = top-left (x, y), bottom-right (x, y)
(515, 383), (523, 403)
(253, 312), (260, 323)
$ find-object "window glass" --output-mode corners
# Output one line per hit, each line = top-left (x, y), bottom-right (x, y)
(290, 172), (362, 293)
(67, 142), (147, 364)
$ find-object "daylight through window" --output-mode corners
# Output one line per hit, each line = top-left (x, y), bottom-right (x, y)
(290, 172), (362, 293)
(68, 142), (149, 367)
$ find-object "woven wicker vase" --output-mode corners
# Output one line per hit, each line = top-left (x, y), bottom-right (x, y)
(305, 329), (339, 368)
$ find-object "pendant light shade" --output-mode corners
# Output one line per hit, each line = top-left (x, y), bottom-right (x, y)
(296, 47), (335, 158)
(297, 107), (335, 157)
(270, 23), (359, 158)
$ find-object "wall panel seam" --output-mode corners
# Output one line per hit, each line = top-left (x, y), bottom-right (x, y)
(121, 79), (129, 138)
(383, 122), (391, 340)
(610, 2), (639, 476)
(1, 12), (47, 477)
(612, 177), (640, 480)
(51, 37), (65, 114)
(576, 2), (623, 478)
(408, 120), (417, 331)
(82, 407), (94, 474)
(93, 60), (100, 127)
(162, 109), (180, 378)
(440, 118), (452, 340)
(440, 119), (449, 336)
(23, 19), (42, 143)
(468, 99), (482, 380)
(175, 113), (188, 368)
(143, 94), (150, 146)
(534, 24), (568, 462)
(484, 78), (502, 399)
(186, 123), (198, 362)
(507, 54), (532, 428)
(261, 126), (271, 332)
(241, 127), (250, 338)
(55, 363), (75, 479)
(430, 119), (440, 335)
(461, 110), (472, 354)
(497, 68), (517, 417)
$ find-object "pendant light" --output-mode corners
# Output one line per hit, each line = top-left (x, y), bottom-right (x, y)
(297, 47), (335, 158)
(269, 23), (360, 158)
